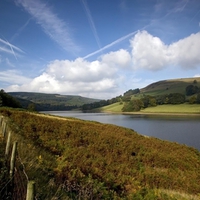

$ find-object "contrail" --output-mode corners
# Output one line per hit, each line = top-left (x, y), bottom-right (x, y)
(83, 23), (150, 59)
(6, 39), (17, 60)
(83, 24), (151, 59)
(11, 17), (33, 42)
(0, 38), (24, 60)
(81, 0), (102, 50)
(83, 31), (138, 59)
(0, 38), (24, 53)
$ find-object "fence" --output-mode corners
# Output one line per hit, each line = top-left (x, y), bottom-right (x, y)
(0, 115), (35, 200)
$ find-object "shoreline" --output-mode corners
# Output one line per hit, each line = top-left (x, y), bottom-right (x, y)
(101, 110), (200, 117)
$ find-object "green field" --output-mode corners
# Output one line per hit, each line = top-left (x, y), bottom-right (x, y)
(140, 104), (200, 114)
(100, 102), (200, 115)
(99, 102), (124, 112)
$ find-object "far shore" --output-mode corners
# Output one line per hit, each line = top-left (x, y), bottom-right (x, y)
(100, 110), (200, 117)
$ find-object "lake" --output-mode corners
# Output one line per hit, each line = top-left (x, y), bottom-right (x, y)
(42, 111), (200, 151)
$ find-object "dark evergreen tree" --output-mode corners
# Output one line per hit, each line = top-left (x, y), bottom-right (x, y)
(0, 89), (21, 108)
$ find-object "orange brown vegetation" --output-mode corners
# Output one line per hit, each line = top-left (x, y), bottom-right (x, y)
(1, 108), (200, 199)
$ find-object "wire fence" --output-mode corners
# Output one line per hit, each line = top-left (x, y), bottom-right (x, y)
(0, 116), (35, 200)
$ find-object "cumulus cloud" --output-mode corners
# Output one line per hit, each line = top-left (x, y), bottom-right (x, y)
(6, 49), (131, 98)
(169, 32), (200, 68)
(130, 31), (169, 70)
(5, 31), (200, 99)
(131, 31), (200, 70)
(101, 49), (131, 69)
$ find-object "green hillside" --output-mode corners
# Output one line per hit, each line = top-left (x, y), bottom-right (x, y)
(0, 108), (200, 199)
(140, 77), (200, 96)
(8, 92), (100, 111)
(99, 77), (200, 114)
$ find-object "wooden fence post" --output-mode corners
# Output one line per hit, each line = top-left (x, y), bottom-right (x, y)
(2, 120), (7, 137)
(9, 141), (17, 178)
(26, 181), (35, 200)
(0, 115), (3, 127)
(5, 131), (11, 158)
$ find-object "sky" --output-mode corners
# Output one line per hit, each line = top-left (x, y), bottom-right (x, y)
(0, 0), (200, 99)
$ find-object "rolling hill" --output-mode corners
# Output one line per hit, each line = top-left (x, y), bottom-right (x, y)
(100, 77), (200, 113)
(140, 77), (200, 96)
(8, 92), (100, 111)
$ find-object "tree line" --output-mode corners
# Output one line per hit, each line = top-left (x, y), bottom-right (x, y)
(122, 93), (186, 112)
(82, 82), (200, 112)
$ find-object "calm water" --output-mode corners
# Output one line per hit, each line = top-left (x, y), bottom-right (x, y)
(43, 111), (200, 151)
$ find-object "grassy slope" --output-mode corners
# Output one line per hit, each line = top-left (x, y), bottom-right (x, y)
(140, 77), (200, 96)
(100, 77), (200, 114)
(140, 104), (200, 114)
(1, 108), (200, 199)
(101, 102), (200, 115)
(99, 102), (124, 112)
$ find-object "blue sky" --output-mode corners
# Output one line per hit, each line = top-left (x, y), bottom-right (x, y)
(0, 0), (200, 99)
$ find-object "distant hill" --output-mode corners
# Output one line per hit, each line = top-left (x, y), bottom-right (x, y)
(95, 77), (200, 113)
(140, 77), (200, 96)
(8, 92), (100, 111)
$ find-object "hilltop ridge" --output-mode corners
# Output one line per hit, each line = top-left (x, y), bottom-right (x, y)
(141, 77), (200, 96)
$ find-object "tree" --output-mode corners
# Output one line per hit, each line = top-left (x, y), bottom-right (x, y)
(0, 96), (2, 107)
(141, 95), (156, 108)
(0, 89), (21, 108)
(132, 99), (144, 111)
(168, 93), (185, 104)
(123, 88), (140, 96)
(196, 93), (200, 104)
(149, 98), (157, 107)
(186, 85), (199, 96)
(189, 96), (197, 104)
(193, 80), (197, 84)
(122, 99), (144, 112)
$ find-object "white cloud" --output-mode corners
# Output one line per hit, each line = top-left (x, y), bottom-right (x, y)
(15, 0), (80, 54)
(169, 32), (200, 69)
(5, 31), (200, 99)
(101, 49), (131, 68)
(6, 49), (131, 98)
(131, 31), (200, 70)
(130, 31), (169, 71)
(46, 58), (117, 82)
(194, 74), (200, 77)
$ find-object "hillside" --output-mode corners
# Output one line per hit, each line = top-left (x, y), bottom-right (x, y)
(140, 77), (200, 96)
(98, 77), (200, 114)
(8, 92), (100, 111)
(0, 108), (200, 199)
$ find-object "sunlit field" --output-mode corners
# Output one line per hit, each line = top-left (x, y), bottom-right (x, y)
(140, 104), (200, 114)
(101, 103), (200, 115)
(100, 102), (124, 112)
